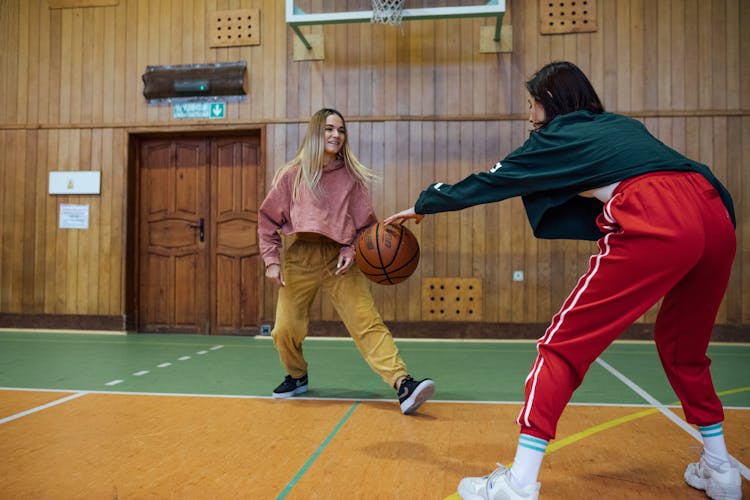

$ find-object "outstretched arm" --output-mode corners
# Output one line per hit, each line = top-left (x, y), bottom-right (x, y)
(384, 206), (424, 226)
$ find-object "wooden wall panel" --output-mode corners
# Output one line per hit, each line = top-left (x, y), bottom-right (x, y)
(0, 128), (127, 316)
(0, 1), (19, 124)
(0, 0), (748, 331)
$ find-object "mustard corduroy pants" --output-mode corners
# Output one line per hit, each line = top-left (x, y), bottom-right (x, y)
(271, 234), (408, 388)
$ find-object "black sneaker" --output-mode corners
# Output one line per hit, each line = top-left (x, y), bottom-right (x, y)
(397, 375), (435, 414)
(272, 374), (309, 399)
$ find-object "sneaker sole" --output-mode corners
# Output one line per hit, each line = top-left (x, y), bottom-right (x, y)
(272, 385), (308, 399)
(457, 478), (487, 500)
(400, 380), (435, 415)
(684, 476), (707, 492)
(684, 464), (707, 491)
(684, 463), (742, 500)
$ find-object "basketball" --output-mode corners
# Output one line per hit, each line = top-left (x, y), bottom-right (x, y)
(355, 223), (420, 285)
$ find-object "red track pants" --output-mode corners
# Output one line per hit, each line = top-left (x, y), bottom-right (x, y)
(518, 171), (736, 441)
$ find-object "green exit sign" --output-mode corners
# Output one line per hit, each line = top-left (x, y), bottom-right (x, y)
(173, 102), (226, 119)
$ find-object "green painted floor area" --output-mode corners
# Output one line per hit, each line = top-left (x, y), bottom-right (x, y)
(0, 331), (748, 408)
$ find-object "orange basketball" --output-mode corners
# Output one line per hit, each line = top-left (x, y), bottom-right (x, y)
(355, 223), (420, 285)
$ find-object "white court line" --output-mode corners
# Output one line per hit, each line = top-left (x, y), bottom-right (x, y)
(100, 346), (225, 388)
(1, 386), (748, 410)
(596, 357), (750, 480)
(0, 392), (88, 425)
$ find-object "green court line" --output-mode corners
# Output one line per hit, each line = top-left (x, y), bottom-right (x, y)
(276, 402), (360, 499)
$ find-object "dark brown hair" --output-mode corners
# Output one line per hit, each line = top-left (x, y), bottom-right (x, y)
(526, 61), (604, 127)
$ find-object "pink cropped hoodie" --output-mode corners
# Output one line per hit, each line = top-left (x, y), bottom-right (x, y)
(258, 159), (378, 267)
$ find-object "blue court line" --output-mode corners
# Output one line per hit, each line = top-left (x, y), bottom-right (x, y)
(276, 402), (360, 499)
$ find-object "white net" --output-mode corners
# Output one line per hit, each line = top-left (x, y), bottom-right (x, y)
(371, 0), (405, 25)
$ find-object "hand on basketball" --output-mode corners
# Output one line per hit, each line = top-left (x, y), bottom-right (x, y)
(265, 264), (286, 287)
(384, 207), (424, 226)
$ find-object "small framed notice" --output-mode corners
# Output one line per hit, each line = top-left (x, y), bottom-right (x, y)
(59, 204), (90, 229)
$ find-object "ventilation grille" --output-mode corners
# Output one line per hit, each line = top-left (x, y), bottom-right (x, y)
(422, 278), (483, 322)
(210, 8), (261, 48)
(540, 0), (597, 35)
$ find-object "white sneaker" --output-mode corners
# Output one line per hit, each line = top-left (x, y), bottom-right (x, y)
(458, 465), (540, 500)
(684, 454), (742, 500)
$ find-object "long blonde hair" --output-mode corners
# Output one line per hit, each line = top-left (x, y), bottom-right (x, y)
(272, 108), (377, 198)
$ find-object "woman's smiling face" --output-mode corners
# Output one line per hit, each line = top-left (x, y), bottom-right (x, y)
(323, 113), (346, 161)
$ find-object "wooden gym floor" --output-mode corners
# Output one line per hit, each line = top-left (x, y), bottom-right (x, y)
(0, 331), (748, 499)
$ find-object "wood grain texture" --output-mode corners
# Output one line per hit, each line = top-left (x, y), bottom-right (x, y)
(0, 391), (747, 498)
(0, 0), (747, 330)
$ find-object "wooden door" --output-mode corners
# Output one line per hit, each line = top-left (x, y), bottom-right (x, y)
(137, 134), (262, 334)
(211, 136), (263, 335)
(138, 139), (210, 333)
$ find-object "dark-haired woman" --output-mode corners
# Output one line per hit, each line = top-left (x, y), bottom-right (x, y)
(386, 62), (739, 499)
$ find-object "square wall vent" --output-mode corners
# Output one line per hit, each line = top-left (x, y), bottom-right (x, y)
(210, 8), (260, 48)
(540, 0), (597, 35)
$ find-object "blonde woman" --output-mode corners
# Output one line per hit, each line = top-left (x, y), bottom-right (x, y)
(258, 108), (434, 415)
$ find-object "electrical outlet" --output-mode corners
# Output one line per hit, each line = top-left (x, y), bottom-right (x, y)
(513, 270), (524, 282)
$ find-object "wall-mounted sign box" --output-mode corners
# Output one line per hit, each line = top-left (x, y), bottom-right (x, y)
(142, 61), (246, 103)
(49, 171), (101, 195)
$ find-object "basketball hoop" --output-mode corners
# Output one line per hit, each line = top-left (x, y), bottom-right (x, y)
(371, 0), (405, 26)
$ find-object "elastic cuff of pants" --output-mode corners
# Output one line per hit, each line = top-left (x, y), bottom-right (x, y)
(520, 426), (553, 442)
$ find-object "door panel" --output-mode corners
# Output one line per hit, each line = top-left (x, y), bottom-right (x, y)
(139, 140), (210, 333)
(211, 137), (262, 335)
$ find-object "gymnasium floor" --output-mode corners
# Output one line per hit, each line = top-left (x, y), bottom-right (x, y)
(0, 330), (748, 499)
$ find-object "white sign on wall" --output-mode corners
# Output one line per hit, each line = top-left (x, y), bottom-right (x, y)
(49, 171), (101, 195)
(59, 204), (90, 229)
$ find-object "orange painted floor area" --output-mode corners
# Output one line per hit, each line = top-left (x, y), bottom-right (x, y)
(0, 390), (747, 499)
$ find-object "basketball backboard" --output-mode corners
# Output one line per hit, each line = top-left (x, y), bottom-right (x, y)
(287, 0), (505, 23)
(286, 0), (508, 58)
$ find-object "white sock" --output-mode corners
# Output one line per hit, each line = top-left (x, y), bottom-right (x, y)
(510, 434), (547, 489)
(699, 423), (730, 468)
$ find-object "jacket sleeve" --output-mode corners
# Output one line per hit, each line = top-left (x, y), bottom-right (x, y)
(413, 127), (603, 216)
(258, 173), (292, 267)
(414, 160), (536, 215)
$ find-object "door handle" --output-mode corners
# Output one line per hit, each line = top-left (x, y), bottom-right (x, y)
(190, 218), (205, 242)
